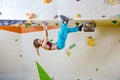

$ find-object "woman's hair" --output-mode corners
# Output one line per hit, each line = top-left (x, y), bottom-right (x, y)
(33, 39), (41, 55)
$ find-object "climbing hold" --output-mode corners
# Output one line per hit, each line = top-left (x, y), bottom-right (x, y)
(112, 20), (117, 24)
(89, 78), (92, 80)
(31, 22), (40, 27)
(50, 39), (53, 42)
(96, 68), (99, 71)
(24, 24), (31, 28)
(51, 77), (54, 80)
(87, 36), (95, 46)
(36, 61), (51, 80)
(55, 22), (59, 26)
(20, 55), (22, 57)
(66, 49), (71, 57)
(15, 39), (18, 42)
(75, 14), (81, 18)
(24, 22), (32, 28)
(76, 0), (80, 1)
(75, 21), (80, 26)
(118, 23), (120, 26)
(102, 15), (106, 18)
(44, 0), (52, 4)
(0, 12), (2, 15)
(118, 40), (120, 42)
(25, 12), (36, 19)
(84, 22), (96, 32)
(105, 0), (120, 5)
(16, 23), (19, 27)
(69, 44), (76, 49)
(54, 15), (58, 19)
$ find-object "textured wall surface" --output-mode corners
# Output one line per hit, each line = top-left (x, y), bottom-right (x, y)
(0, 0), (120, 20)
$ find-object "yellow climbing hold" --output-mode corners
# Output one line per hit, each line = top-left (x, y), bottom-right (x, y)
(87, 36), (95, 46)
(44, 0), (52, 4)
(106, 0), (119, 5)
(66, 49), (71, 57)
(75, 14), (81, 18)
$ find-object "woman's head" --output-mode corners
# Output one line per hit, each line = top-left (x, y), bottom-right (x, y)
(33, 39), (42, 55)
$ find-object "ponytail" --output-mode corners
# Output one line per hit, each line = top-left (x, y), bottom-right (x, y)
(33, 39), (41, 55)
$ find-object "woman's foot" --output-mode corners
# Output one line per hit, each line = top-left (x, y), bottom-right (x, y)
(75, 22), (83, 31)
(78, 24), (83, 31)
(60, 15), (69, 24)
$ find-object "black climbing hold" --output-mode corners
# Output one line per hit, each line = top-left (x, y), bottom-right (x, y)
(96, 68), (99, 71)
(112, 20), (117, 24)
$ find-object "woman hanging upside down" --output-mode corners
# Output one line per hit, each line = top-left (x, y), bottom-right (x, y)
(33, 15), (83, 55)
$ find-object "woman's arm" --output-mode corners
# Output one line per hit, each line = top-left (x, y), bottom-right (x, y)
(43, 24), (49, 41)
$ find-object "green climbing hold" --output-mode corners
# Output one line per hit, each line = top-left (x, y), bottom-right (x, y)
(69, 44), (76, 49)
(112, 20), (117, 24)
(24, 23), (32, 28)
(15, 39), (18, 42)
(36, 61), (51, 80)
(25, 25), (29, 28)
(55, 23), (59, 26)
(50, 39), (53, 42)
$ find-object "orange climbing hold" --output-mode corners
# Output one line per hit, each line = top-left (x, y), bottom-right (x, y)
(44, 0), (52, 4)
(25, 12), (36, 19)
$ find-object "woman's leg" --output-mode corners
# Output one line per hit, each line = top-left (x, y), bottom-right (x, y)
(67, 22), (83, 33)
(58, 15), (69, 35)
(56, 15), (69, 50)
(67, 26), (79, 33)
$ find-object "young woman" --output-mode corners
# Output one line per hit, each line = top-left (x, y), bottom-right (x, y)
(33, 15), (83, 55)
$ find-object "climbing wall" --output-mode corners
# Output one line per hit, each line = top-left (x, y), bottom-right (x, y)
(21, 25), (120, 80)
(0, 31), (22, 80)
(0, 0), (120, 80)
(0, 0), (120, 20)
